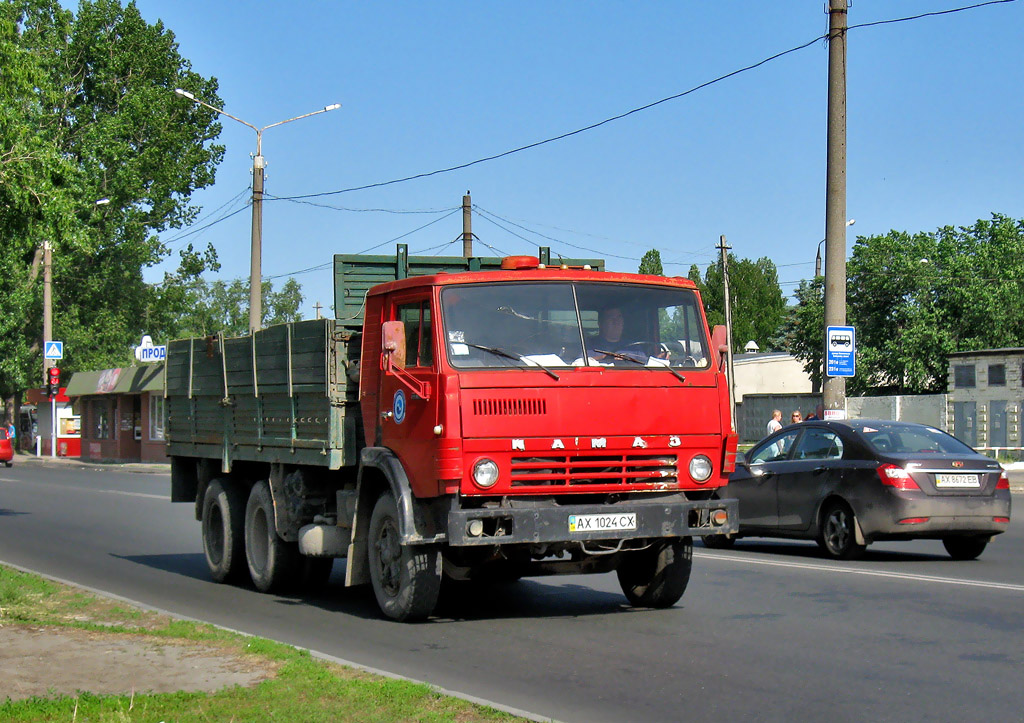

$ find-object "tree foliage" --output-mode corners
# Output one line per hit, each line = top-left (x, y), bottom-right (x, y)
(688, 255), (787, 353)
(166, 278), (305, 339)
(0, 0), (223, 398)
(780, 277), (826, 392)
(785, 214), (1024, 395)
(638, 249), (664, 276)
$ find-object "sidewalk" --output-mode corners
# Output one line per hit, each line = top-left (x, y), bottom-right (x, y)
(15, 451), (169, 474)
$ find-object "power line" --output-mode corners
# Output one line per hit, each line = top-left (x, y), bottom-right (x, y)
(252, 1), (1015, 204)
(264, 208), (462, 281)
(271, 35), (829, 201)
(848, 0), (1014, 30)
(263, 193), (458, 215)
(162, 187), (252, 245)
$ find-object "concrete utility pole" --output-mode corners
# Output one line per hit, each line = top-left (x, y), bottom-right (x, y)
(823, 0), (849, 418)
(174, 90), (340, 334)
(462, 192), (473, 258)
(718, 235), (737, 432)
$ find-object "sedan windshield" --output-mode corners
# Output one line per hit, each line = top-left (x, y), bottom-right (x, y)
(440, 281), (709, 370)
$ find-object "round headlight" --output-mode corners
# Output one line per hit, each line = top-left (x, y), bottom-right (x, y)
(689, 455), (713, 483)
(472, 458), (500, 488)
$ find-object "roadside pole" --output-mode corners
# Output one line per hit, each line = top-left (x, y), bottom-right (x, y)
(822, 0), (849, 419)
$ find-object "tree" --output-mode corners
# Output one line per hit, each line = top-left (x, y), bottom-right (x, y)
(638, 249), (664, 276)
(0, 0), (223, 402)
(688, 255), (787, 353)
(169, 277), (306, 339)
(785, 214), (1024, 396)
(847, 215), (1024, 394)
(781, 277), (826, 392)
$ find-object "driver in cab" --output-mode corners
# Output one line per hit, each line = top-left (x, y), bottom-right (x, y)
(590, 306), (626, 362)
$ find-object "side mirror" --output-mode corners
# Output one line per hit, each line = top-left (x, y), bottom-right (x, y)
(381, 320), (407, 369)
(710, 325), (729, 371)
(380, 320), (431, 401)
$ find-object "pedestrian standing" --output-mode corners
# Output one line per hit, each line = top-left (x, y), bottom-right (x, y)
(766, 409), (783, 436)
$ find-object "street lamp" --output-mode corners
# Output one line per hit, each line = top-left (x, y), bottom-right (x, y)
(815, 218), (855, 277)
(174, 89), (341, 333)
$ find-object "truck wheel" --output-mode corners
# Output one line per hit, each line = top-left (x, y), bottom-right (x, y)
(201, 479), (246, 583)
(616, 537), (693, 608)
(367, 491), (441, 621)
(245, 480), (301, 593)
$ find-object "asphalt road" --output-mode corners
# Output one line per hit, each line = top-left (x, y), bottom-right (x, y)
(1, 462), (1022, 722)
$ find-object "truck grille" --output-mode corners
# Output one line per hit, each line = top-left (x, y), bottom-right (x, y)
(510, 453), (678, 487)
(473, 398), (547, 416)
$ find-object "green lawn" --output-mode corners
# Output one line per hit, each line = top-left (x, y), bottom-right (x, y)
(0, 565), (527, 722)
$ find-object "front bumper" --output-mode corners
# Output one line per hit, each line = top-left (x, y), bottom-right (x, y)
(447, 496), (738, 546)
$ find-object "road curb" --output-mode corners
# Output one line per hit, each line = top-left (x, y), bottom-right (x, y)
(16, 453), (169, 474)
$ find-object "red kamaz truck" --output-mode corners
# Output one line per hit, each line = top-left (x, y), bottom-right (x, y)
(167, 246), (738, 620)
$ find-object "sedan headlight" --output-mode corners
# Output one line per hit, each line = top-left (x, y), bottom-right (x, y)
(472, 458), (500, 488)
(689, 454), (713, 483)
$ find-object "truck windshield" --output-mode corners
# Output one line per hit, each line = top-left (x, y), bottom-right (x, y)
(440, 282), (710, 370)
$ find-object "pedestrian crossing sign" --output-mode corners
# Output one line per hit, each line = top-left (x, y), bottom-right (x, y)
(44, 341), (63, 360)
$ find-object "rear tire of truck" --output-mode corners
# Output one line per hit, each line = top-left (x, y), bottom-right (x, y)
(368, 491), (441, 622)
(616, 537), (693, 608)
(201, 479), (247, 584)
(245, 480), (301, 593)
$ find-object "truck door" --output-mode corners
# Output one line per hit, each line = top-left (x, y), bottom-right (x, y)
(378, 295), (441, 497)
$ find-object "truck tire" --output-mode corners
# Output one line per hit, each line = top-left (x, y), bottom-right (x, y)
(245, 480), (301, 593)
(616, 537), (693, 608)
(367, 491), (441, 621)
(201, 479), (246, 583)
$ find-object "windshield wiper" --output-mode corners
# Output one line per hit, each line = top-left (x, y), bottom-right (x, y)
(467, 343), (560, 380)
(593, 349), (686, 383)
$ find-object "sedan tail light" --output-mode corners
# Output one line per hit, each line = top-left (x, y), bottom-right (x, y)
(877, 463), (920, 490)
(996, 471), (1010, 490)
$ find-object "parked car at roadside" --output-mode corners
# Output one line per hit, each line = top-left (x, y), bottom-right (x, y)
(0, 427), (13, 467)
(703, 420), (1011, 560)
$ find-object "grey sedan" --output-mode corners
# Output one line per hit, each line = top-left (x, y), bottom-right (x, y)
(704, 420), (1011, 559)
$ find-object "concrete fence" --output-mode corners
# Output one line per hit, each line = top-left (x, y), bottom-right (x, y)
(736, 393), (947, 445)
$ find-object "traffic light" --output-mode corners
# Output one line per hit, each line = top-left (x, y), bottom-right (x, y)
(47, 366), (60, 397)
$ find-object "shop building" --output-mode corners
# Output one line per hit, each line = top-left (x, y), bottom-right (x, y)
(66, 365), (167, 463)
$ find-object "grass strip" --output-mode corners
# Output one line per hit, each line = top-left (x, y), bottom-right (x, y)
(0, 565), (526, 722)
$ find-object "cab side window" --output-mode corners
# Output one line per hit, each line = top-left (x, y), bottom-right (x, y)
(397, 301), (433, 368)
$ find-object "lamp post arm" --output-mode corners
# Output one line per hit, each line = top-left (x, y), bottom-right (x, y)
(174, 89), (259, 134)
(260, 104), (341, 133)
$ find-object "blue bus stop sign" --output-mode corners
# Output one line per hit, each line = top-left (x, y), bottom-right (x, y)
(825, 326), (855, 377)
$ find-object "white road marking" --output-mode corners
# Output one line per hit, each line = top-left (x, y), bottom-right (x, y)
(694, 550), (1024, 592)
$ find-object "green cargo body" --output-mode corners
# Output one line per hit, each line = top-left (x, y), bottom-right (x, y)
(165, 318), (361, 471)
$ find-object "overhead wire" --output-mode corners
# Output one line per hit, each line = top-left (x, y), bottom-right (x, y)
(162, 186), (252, 245)
(265, 1), (1016, 203)
(264, 207), (461, 280)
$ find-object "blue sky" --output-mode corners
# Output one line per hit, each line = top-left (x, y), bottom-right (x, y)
(117, 1), (1022, 317)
